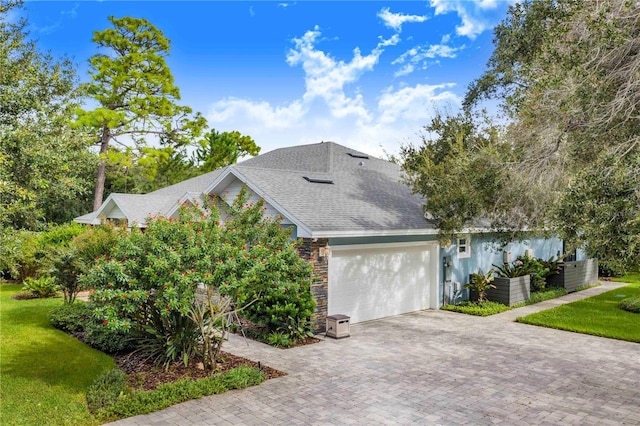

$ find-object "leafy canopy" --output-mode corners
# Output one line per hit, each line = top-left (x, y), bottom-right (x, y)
(81, 188), (314, 365)
(405, 0), (640, 270)
(0, 1), (96, 229)
(75, 16), (207, 210)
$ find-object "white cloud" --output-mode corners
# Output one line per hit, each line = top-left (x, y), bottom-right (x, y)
(394, 64), (415, 78)
(478, 0), (499, 10)
(285, 26), (392, 122)
(430, 0), (491, 39)
(392, 38), (463, 77)
(249, 6), (255, 17)
(379, 33), (401, 47)
(61, 3), (79, 19)
(208, 98), (305, 129)
(377, 7), (428, 32)
(206, 27), (460, 158)
(378, 83), (459, 124)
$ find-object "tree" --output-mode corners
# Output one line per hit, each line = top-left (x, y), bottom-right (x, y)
(75, 16), (207, 210)
(401, 110), (543, 243)
(0, 1), (96, 229)
(81, 187), (314, 367)
(195, 129), (260, 172)
(406, 0), (640, 270)
(104, 145), (198, 194)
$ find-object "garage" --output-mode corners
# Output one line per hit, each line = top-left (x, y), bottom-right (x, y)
(327, 242), (439, 324)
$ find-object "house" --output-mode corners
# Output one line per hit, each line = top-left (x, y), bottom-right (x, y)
(77, 141), (566, 331)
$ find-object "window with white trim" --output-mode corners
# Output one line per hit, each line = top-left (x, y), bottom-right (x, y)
(457, 236), (471, 259)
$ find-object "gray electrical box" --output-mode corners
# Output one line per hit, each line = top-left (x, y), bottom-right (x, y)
(326, 314), (350, 339)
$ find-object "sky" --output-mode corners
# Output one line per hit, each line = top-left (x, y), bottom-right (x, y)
(19, 1), (512, 158)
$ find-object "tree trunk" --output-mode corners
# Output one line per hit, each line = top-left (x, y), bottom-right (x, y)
(93, 126), (111, 211)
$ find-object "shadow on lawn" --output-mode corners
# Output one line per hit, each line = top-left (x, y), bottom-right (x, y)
(1, 290), (113, 393)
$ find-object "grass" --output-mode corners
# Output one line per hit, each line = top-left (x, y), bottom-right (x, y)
(441, 301), (511, 316)
(442, 286), (570, 316)
(93, 366), (264, 422)
(516, 275), (640, 342)
(512, 286), (568, 307)
(0, 284), (115, 426)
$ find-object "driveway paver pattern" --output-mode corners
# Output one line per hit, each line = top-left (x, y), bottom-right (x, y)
(110, 281), (640, 425)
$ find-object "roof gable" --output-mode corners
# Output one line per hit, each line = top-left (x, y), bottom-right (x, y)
(76, 142), (436, 237)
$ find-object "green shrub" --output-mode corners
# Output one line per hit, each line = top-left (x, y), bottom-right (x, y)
(85, 322), (135, 354)
(527, 287), (567, 304)
(71, 224), (120, 266)
(21, 276), (60, 298)
(465, 269), (496, 302)
(0, 223), (86, 282)
(493, 261), (529, 278)
(48, 303), (93, 333)
(38, 222), (86, 248)
(599, 261), (626, 278)
(619, 297), (640, 313)
(222, 365), (265, 389)
(134, 311), (201, 368)
(442, 301), (510, 316)
(86, 368), (130, 415)
(0, 230), (43, 281)
(80, 187), (314, 366)
(50, 247), (87, 304)
(494, 255), (562, 292)
(267, 332), (292, 348)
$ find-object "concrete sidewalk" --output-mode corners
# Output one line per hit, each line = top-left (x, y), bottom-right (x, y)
(110, 280), (640, 425)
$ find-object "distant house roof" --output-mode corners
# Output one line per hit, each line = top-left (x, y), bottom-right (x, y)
(75, 142), (437, 238)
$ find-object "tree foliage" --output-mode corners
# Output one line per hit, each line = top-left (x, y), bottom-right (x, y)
(402, 110), (544, 242)
(0, 1), (96, 229)
(81, 188), (314, 366)
(195, 130), (260, 173)
(75, 16), (207, 210)
(406, 0), (640, 269)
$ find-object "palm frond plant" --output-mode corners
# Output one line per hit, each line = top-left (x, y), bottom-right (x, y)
(465, 269), (496, 303)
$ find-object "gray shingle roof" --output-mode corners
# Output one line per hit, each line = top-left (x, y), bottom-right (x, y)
(76, 142), (436, 235)
(233, 142), (435, 234)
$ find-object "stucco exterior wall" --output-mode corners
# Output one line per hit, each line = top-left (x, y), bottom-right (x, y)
(440, 234), (563, 303)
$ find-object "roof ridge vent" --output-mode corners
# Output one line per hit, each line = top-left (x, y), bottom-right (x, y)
(303, 176), (334, 184)
(347, 152), (369, 159)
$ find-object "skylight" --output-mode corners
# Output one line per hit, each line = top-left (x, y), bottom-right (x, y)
(303, 176), (334, 184)
(347, 152), (369, 159)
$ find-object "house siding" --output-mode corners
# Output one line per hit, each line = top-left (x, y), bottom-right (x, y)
(299, 238), (329, 333)
(440, 234), (563, 304)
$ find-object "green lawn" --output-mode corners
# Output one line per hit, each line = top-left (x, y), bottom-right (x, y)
(0, 284), (115, 426)
(516, 273), (640, 343)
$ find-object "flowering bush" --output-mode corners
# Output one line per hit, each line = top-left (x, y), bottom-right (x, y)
(81, 187), (314, 365)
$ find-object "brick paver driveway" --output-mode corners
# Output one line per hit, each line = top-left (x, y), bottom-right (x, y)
(112, 282), (640, 425)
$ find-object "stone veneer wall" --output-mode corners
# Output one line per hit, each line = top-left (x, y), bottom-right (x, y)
(298, 238), (329, 333)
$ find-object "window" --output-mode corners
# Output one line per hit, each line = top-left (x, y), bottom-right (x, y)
(457, 236), (471, 259)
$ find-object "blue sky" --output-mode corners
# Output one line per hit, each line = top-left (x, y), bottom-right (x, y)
(20, 1), (511, 158)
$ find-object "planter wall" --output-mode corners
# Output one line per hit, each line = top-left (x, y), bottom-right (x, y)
(487, 275), (530, 306)
(548, 259), (598, 292)
(470, 275), (530, 306)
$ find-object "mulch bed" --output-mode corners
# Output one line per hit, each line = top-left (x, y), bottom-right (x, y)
(114, 351), (286, 391)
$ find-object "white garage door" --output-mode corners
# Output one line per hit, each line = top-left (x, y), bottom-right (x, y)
(328, 242), (439, 324)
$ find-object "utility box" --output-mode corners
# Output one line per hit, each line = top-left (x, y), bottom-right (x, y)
(326, 314), (350, 339)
